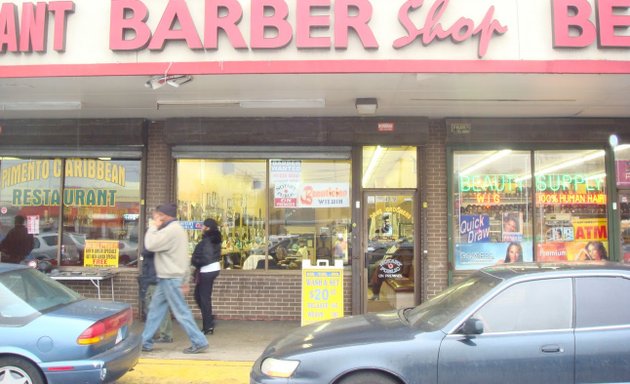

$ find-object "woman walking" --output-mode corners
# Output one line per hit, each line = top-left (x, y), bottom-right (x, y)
(192, 218), (222, 335)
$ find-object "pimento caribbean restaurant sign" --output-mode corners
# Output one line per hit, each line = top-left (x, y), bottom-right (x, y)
(0, 0), (629, 76)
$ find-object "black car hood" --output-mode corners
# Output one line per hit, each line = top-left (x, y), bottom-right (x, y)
(264, 310), (414, 357)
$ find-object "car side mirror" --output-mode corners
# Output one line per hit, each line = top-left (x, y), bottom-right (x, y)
(460, 318), (484, 335)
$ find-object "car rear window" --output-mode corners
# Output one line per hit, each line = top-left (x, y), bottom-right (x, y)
(0, 268), (82, 323)
(576, 276), (630, 328)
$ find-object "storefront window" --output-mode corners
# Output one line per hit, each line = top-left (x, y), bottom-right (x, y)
(453, 150), (533, 270)
(362, 146), (417, 188)
(268, 159), (352, 268)
(176, 158), (352, 270)
(615, 145), (630, 263)
(177, 160), (267, 269)
(535, 150), (607, 262)
(453, 148), (609, 270)
(0, 158), (141, 268)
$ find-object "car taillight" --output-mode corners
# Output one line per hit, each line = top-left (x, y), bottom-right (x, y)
(77, 308), (133, 345)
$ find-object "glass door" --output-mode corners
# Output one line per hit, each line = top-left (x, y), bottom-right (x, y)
(364, 192), (415, 313)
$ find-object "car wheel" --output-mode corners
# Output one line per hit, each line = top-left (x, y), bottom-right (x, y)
(337, 371), (400, 384)
(0, 356), (45, 384)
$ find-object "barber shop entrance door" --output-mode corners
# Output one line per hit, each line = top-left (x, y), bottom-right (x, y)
(364, 192), (416, 313)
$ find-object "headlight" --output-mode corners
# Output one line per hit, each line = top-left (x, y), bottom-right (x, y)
(261, 357), (300, 378)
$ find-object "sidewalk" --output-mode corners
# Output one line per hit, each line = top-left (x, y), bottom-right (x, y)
(115, 319), (301, 384)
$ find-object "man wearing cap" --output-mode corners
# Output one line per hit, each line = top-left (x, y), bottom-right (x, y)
(141, 203), (209, 354)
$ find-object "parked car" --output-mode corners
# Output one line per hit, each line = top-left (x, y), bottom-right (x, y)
(0, 263), (141, 383)
(30, 232), (84, 266)
(251, 262), (630, 384)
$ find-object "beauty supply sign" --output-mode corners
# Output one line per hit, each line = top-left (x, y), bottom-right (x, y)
(1, 0), (629, 76)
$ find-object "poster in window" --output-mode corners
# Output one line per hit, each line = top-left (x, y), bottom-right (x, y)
(502, 211), (523, 242)
(455, 241), (534, 270)
(459, 214), (490, 243)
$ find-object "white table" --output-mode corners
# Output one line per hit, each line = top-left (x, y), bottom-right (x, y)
(50, 271), (115, 300)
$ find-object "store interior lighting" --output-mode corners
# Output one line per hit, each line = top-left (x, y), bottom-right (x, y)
(459, 150), (512, 176)
(0, 101), (82, 111)
(513, 150), (605, 183)
(239, 99), (325, 109)
(156, 98), (325, 109)
(362, 145), (385, 187)
(355, 98), (378, 115)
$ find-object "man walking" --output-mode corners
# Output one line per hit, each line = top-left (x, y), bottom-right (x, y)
(141, 203), (209, 354)
(138, 249), (174, 343)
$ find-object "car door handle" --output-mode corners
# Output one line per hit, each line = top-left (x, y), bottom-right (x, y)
(541, 345), (563, 353)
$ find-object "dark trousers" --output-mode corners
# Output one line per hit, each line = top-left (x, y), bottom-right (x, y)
(194, 270), (220, 331)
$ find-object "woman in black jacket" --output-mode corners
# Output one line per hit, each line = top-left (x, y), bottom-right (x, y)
(191, 218), (222, 335)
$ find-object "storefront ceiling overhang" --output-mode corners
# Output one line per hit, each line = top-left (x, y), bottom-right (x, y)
(1, 73), (630, 120)
(172, 146), (351, 160)
(0, 146), (143, 159)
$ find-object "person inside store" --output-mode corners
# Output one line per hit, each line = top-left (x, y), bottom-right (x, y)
(141, 203), (209, 354)
(256, 245), (291, 269)
(138, 249), (173, 343)
(316, 234), (332, 261)
(381, 215), (393, 236)
(333, 233), (347, 261)
(497, 242), (523, 264)
(0, 215), (34, 264)
(191, 218), (222, 335)
(576, 240), (609, 261)
(297, 240), (310, 262)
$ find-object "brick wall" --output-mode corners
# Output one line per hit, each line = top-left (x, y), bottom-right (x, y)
(66, 268), (353, 321)
(64, 119), (449, 320)
(424, 120), (449, 299)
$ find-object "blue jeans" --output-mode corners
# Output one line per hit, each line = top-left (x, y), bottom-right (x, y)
(142, 278), (208, 350)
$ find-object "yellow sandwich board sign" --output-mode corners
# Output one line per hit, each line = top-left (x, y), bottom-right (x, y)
(301, 260), (344, 326)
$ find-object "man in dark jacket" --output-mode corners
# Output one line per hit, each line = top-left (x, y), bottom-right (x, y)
(0, 215), (34, 264)
(138, 249), (173, 343)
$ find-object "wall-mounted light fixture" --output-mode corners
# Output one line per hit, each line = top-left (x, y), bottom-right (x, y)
(156, 98), (325, 109)
(0, 101), (82, 111)
(355, 98), (378, 115)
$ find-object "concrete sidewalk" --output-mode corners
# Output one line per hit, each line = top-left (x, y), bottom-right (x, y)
(115, 319), (301, 384)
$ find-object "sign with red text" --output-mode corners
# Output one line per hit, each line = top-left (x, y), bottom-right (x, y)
(299, 183), (350, 208)
(1, 1), (629, 77)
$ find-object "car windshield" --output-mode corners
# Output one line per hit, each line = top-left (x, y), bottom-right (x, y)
(405, 271), (501, 331)
(0, 268), (82, 322)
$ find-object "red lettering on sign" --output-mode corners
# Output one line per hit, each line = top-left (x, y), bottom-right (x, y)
(393, 0), (508, 58)
(297, 0), (331, 48)
(0, 1), (72, 53)
(552, 0), (630, 48)
(334, 0), (378, 49)
(110, 0), (377, 51)
(250, 0), (292, 49)
(149, 0), (202, 50)
(204, 0), (247, 49)
(110, 0), (151, 50)
(597, 0), (630, 47)
(19, 2), (47, 52)
(575, 225), (608, 239)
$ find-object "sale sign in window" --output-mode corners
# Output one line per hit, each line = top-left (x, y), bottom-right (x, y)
(84, 240), (119, 267)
